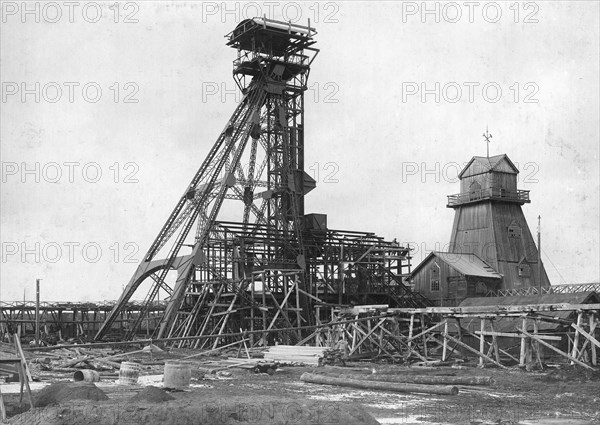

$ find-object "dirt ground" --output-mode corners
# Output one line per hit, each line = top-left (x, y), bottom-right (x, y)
(3, 362), (599, 424)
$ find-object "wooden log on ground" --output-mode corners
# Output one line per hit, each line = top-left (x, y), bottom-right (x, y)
(58, 356), (90, 368)
(300, 372), (458, 395)
(91, 357), (122, 369)
(318, 372), (493, 386)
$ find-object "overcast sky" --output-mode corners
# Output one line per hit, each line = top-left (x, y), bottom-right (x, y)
(1, 1), (598, 302)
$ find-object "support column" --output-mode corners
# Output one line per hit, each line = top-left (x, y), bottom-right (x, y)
(442, 319), (449, 361)
(519, 317), (528, 367)
(420, 315), (428, 358)
(408, 314), (414, 353)
(571, 312), (583, 364)
(590, 313), (597, 366)
(35, 279), (40, 346)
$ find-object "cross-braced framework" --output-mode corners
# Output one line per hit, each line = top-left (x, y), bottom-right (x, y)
(0, 301), (165, 341)
(312, 304), (599, 369)
(95, 18), (430, 346)
(488, 283), (600, 297)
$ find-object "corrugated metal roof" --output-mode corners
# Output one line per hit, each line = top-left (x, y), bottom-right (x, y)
(410, 251), (502, 279)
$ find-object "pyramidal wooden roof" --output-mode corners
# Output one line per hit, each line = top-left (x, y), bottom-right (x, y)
(459, 154), (519, 178)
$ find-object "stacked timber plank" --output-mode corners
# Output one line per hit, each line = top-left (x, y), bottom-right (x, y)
(263, 345), (327, 366)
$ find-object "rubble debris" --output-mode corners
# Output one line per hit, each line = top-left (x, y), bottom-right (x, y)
(321, 348), (346, 366)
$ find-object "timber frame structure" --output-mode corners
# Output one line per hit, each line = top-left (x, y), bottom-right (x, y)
(93, 18), (431, 346)
(312, 303), (600, 369)
(0, 301), (165, 341)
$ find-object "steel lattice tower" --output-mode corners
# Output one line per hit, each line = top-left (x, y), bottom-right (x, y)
(96, 18), (426, 346)
(96, 18), (319, 344)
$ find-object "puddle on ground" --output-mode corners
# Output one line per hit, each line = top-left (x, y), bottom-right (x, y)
(519, 419), (595, 425)
(0, 381), (48, 394)
(376, 417), (440, 425)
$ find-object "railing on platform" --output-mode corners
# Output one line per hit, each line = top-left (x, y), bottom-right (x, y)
(447, 188), (530, 207)
(486, 283), (600, 297)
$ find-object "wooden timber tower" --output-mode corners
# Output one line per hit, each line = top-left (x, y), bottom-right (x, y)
(447, 153), (551, 292)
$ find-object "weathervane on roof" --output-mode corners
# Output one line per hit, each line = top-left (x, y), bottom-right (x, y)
(483, 126), (493, 159)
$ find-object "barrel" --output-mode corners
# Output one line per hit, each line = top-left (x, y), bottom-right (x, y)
(163, 361), (191, 388)
(73, 369), (100, 383)
(119, 361), (141, 385)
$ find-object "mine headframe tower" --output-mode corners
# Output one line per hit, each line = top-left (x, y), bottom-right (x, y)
(95, 18), (319, 344)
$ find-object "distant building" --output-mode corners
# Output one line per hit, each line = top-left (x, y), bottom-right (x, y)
(410, 154), (551, 306)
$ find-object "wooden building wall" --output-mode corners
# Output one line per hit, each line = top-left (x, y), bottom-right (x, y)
(412, 256), (501, 306)
(460, 171), (518, 193)
(449, 202), (551, 291)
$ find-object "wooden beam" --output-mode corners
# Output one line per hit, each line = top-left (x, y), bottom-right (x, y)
(348, 319), (386, 356)
(379, 326), (427, 362)
(518, 328), (594, 370)
(456, 324), (519, 364)
(519, 317), (528, 367)
(490, 320), (501, 365)
(442, 319), (448, 361)
(420, 316), (428, 358)
(348, 320), (396, 359)
(407, 321), (444, 342)
(181, 338), (250, 359)
(571, 323), (600, 350)
(390, 303), (600, 315)
(407, 314), (414, 352)
(590, 315), (597, 366)
(444, 333), (508, 369)
(571, 312), (583, 363)
(474, 331), (561, 341)
(296, 288), (325, 304)
(479, 318), (486, 368)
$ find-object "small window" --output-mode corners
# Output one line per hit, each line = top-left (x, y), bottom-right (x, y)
(475, 282), (487, 294)
(518, 263), (531, 277)
(469, 181), (482, 200)
(508, 225), (522, 239)
(430, 262), (441, 292)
